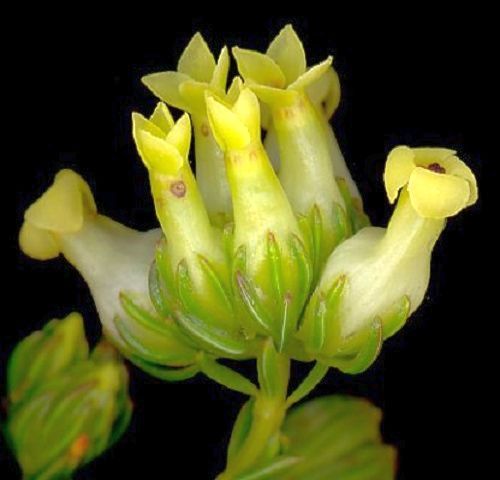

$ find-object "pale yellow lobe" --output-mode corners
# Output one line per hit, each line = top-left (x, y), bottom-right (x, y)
(165, 113), (192, 159)
(133, 114), (184, 175)
(411, 148), (456, 167)
(232, 88), (261, 141)
(250, 84), (298, 107)
(226, 77), (244, 105)
(288, 57), (333, 91)
(19, 222), (60, 260)
(267, 24), (307, 85)
(206, 96), (251, 151)
(408, 167), (471, 219)
(178, 32), (216, 83)
(25, 170), (96, 233)
(307, 67), (342, 119)
(232, 47), (287, 89)
(384, 146), (417, 204)
(211, 47), (231, 93)
(142, 71), (191, 112)
(150, 102), (174, 133)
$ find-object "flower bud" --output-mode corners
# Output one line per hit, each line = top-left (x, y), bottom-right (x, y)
(18, 168), (199, 379)
(142, 33), (235, 225)
(5, 322), (132, 479)
(299, 147), (478, 373)
(206, 88), (312, 351)
(7, 312), (88, 404)
(233, 25), (350, 276)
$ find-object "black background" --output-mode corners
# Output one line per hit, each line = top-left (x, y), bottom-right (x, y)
(1, 11), (497, 480)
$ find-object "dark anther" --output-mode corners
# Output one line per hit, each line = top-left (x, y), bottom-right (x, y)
(427, 163), (446, 174)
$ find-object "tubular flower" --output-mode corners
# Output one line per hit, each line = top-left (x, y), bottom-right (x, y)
(308, 67), (370, 232)
(142, 33), (237, 226)
(133, 102), (256, 361)
(18, 169), (199, 380)
(206, 88), (312, 352)
(299, 147), (478, 373)
(4, 315), (131, 479)
(233, 25), (351, 275)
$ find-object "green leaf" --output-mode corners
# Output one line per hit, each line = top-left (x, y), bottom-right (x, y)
(280, 395), (396, 479)
(234, 455), (301, 480)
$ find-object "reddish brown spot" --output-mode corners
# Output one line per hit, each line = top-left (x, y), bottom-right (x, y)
(285, 292), (293, 305)
(249, 150), (258, 161)
(69, 434), (90, 460)
(427, 163), (446, 174)
(170, 181), (187, 198)
(201, 123), (210, 137)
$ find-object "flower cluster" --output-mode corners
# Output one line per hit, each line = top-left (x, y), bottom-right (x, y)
(19, 26), (477, 381)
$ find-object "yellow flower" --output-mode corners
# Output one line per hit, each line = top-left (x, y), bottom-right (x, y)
(233, 24), (333, 101)
(384, 146), (478, 219)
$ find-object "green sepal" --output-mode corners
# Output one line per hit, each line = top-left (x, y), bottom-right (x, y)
(298, 203), (350, 283)
(325, 318), (383, 375)
(227, 399), (255, 464)
(199, 355), (258, 396)
(176, 256), (237, 333)
(174, 309), (254, 359)
(257, 339), (290, 400)
(299, 275), (346, 355)
(233, 245), (275, 336)
(129, 357), (199, 381)
(149, 259), (174, 318)
(114, 293), (198, 366)
(381, 295), (411, 340)
(337, 177), (371, 233)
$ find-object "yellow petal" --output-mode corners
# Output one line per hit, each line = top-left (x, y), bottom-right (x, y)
(150, 103), (174, 134)
(250, 84), (298, 107)
(19, 222), (61, 260)
(267, 24), (306, 85)
(441, 155), (478, 206)
(226, 76), (244, 105)
(178, 32), (216, 83)
(384, 146), (416, 203)
(232, 89), (261, 141)
(25, 170), (96, 234)
(166, 114), (192, 160)
(179, 80), (209, 116)
(206, 96), (251, 151)
(211, 47), (231, 93)
(408, 167), (471, 218)
(133, 114), (184, 175)
(232, 47), (286, 89)
(412, 148), (457, 168)
(288, 57), (333, 91)
(142, 71), (191, 112)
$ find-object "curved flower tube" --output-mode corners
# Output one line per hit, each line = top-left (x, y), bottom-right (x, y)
(142, 33), (239, 226)
(232, 25), (351, 275)
(18, 169), (200, 378)
(299, 147), (478, 373)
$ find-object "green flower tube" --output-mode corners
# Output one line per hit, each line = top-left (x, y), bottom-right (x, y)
(142, 33), (237, 226)
(233, 25), (350, 276)
(206, 88), (312, 351)
(299, 147), (478, 373)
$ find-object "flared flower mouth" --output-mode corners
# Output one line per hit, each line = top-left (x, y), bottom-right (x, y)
(19, 169), (97, 260)
(384, 146), (478, 219)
